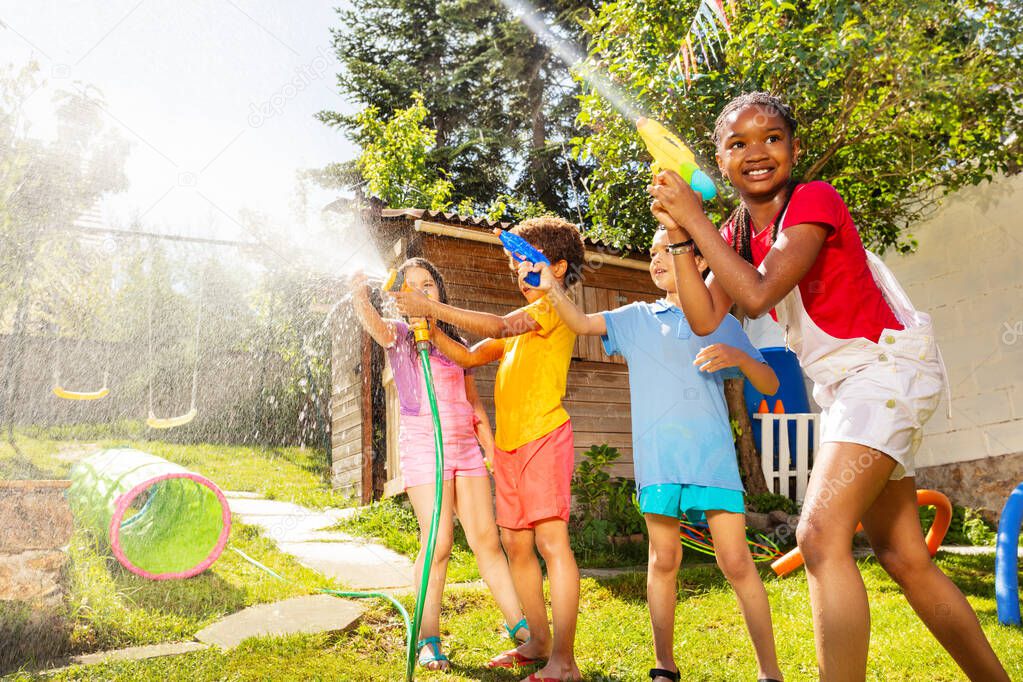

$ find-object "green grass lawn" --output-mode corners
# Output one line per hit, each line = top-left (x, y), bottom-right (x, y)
(4, 436), (1020, 680)
(0, 431), (350, 509)
(336, 498), (651, 584)
(15, 553), (1022, 681)
(1, 430), (353, 673)
(62, 522), (332, 653)
(1, 519), (335, 674)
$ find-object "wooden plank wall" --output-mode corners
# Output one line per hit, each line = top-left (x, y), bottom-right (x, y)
(330, 316), (365, 498)
(421, 233), (661, 480)
(381, 360), (404, 498)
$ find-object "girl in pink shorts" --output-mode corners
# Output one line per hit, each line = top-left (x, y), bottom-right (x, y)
(649, 92), (1007, 680)
(352, 258), (528, 671)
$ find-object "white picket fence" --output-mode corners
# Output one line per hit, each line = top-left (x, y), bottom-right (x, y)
(754, 412), (820, 503)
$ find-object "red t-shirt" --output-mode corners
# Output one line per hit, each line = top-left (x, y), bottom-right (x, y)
(720, 181), (902, 342)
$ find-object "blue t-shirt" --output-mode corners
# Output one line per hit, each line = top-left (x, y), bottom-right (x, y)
(601, 300), (764, 492)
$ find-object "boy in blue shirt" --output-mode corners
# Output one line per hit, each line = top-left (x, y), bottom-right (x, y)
(530, 227), (784, 682)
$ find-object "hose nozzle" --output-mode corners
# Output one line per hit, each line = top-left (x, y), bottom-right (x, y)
(411, 319), (430, 349)
(386, 268), (431, 349)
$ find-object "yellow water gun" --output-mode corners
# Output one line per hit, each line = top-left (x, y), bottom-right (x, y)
(636, 117), (717, 201)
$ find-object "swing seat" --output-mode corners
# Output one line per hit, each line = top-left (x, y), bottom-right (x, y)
(53, 385), (109, 401)
(146, 408), (197, 430)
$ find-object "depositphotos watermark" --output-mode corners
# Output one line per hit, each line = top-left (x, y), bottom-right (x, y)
(248, 46), (333, 128)
(1002, 320), (1022, 346)
(814, 448), (885, 511)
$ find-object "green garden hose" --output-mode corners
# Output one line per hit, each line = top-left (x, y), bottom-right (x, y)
(409, 343), (444, 677)
(323, 340), (443, 681)
(231, 340), (445, 681)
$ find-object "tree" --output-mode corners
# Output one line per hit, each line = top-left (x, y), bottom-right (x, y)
(574, 0), (1021, 494)
(350, 93), (455, 211)
(316, 0), (597, 219)
(0, 62), (129, 446)
(575, 0), (1023, 251)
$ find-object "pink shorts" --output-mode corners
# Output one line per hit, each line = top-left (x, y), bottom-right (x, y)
(494, 420), (574, 530)
(400, 412), (488, 489)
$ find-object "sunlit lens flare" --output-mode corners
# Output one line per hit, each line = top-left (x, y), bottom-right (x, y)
(497, 0), (643, 123)
(497, 0), (720, 178)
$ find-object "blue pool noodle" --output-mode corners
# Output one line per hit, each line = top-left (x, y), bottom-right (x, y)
(996, 481), (1023, 625)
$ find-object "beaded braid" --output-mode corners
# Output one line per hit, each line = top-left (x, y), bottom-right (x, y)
(727, 180), (799, 265)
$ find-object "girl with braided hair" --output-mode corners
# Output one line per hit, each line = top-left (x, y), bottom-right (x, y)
(648, 92), (1007, 681)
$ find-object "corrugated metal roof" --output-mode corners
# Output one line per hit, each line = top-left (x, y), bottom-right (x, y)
(324, 196), (646, 258)
(379, 206), (510, 229)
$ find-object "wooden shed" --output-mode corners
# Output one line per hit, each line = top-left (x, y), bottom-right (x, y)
(327, 201), (661, 503)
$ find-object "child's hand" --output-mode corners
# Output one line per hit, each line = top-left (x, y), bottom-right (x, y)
(350, 270), (370, 294)
(694, 343), (744, 373)
(648, 169), (706, 231)
(391, 288), (434, 317)
(518, 260), (554, 291)
(651, 199), (690, 241)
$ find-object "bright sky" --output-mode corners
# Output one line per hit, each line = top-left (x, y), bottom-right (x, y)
(0, 0), (358, 243)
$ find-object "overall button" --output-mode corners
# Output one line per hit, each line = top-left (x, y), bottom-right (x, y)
(879, 354), (888, 361)
(886, 399), (897, 408)
(884, 335), (896, 344)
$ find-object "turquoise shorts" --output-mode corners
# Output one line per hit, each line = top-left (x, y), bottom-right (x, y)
(638, 483), (744, 523)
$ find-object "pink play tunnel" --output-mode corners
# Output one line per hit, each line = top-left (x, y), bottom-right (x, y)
(68, 449), (231, 580)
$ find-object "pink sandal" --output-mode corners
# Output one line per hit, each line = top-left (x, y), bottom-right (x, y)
(486, 647), (543, 669)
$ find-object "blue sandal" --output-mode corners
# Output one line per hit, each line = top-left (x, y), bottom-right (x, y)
(417, 636), (450, 670)
(505, 616), (530, 644)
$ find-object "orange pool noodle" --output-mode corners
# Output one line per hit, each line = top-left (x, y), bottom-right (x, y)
(771, 490), (953, 577)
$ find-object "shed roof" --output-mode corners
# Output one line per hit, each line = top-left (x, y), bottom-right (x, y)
(323, 197), (649, 260)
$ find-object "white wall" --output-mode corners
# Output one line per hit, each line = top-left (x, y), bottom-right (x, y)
(883, 174), (1023, 468)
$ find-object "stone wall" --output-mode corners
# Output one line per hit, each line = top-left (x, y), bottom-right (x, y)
(883, 174), (1023, 470)
(0, 480), (74, 673)
(0, 480), (73, 604)
(916, 451), (1023, 521)
(882, 174), (1023, 514)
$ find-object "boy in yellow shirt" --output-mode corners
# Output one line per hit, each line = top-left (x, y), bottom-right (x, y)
(393, 216), (585, 682)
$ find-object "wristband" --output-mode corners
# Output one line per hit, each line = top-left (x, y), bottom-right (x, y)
(667, 239), (695, 255)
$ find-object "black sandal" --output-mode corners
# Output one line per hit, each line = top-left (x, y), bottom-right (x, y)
(649, 669), (680, 681)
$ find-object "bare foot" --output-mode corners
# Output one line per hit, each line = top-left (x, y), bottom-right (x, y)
(522, 657), (581, 681)
(488, 638), (551, 668)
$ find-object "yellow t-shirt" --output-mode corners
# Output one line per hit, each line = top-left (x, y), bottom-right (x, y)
(494, 294), (576, 451)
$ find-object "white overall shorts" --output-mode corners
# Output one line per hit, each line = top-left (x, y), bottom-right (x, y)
(773, 245), (949, 479)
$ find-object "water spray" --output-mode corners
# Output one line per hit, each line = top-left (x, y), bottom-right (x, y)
(227, 267), (446, 680)
(497, 0), (720, 197)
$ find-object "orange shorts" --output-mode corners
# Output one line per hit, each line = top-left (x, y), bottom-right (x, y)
(494, 420), (574, 530)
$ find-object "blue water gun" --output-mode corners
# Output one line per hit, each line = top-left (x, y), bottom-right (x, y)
(499, 231), (550, 287)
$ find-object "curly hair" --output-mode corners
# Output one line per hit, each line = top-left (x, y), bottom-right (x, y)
(713, 92), (800, 265)
(511, 216), (586, 285)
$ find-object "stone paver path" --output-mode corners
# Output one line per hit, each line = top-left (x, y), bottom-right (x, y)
(224, 493), (415, 589)
(46, 494), (417, 672)
(41, 642), (211, 674)
(195, 594), (365, 649)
